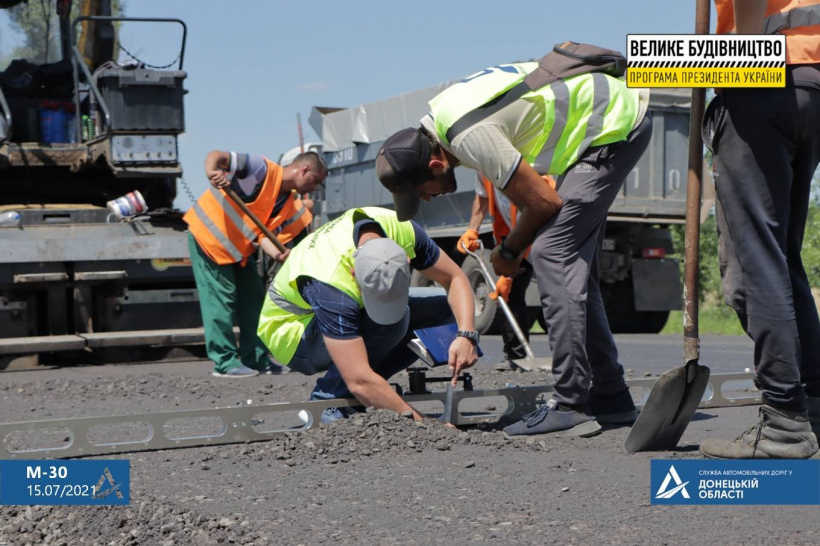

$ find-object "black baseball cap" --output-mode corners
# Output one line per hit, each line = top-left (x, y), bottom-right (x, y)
(376, 128), (457, 221)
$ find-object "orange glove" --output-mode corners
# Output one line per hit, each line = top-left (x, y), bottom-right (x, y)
(457, 229), (480, 254)
(489, 275), (513, 302)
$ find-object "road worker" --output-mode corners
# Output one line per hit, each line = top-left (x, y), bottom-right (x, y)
(258, 206), (479, 423)
(184, 150), (326, 378)
(699, 0), (820, 459)
(378, 47), (649, 437)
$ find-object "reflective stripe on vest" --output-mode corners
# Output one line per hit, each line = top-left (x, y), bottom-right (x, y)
(532, 79), (570, 173)
(282, 204), (307, 227)
(190, 200), (244, 263)
(764, 3), (820, 33)
(430, 64), (638, 176)
(207, 187), (260, 243)
(258, 207), (417, 365)
(183, 158), (282, 265)
(269, 286), (311, 315)
(716, 0), (820, 64)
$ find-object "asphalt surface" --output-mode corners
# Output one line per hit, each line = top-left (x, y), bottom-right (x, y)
(2, 333), (818, 545)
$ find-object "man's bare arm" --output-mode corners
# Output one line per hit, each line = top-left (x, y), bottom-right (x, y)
(204, 150), (232, 188)
(418, 251), (479, 384)
(468, 194), (490, 232)
(324, 336), (423, 419)
(500, 160), (562, 255)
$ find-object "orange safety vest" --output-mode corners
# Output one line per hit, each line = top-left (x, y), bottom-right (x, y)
(482, 176), (517, 245)
(183, 159), (313, 265)
(715, 0), (820, 64)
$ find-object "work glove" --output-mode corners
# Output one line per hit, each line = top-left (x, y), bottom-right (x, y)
(489, 275), (513, 302)
(457, 229), (480, 254)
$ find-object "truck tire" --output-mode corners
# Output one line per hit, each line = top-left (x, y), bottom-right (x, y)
(602, 278), (671, 334)
(639, 310), (670, 334)
(459, 256), (503, 335)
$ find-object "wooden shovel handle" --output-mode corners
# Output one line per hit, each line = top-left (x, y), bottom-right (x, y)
(223, 187), (288, 254)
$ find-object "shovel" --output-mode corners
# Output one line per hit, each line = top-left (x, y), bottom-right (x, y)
(461, 241), (538, 372)
(625, 0), (712, 453)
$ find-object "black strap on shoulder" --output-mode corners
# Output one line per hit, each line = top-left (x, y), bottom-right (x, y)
(444, 81), (530, 144)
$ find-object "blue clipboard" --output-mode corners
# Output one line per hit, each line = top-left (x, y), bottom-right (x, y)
(410, 323), (483, 367)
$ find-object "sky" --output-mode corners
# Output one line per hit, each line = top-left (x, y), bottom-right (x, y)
(0, 0), (717, 209)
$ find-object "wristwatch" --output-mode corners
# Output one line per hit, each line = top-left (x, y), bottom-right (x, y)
(456, 330), (480, 346)
(497, 240), (519, 261)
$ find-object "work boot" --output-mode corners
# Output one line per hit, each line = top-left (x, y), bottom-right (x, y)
(808, 397), (820, 442)
(700, 404), (819, 459)
(503, 398), (602, 438)
(588, 386), (638, 425)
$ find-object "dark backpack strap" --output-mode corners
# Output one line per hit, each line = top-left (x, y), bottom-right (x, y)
(444, 81), (530, 144)
(524, 41), (626, 90)
(446, 42), (626, 144)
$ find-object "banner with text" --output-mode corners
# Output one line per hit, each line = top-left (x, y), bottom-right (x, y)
(651, 460), (820, 505)
(0, 460), (130, 506)
(627, 35), (786, 88)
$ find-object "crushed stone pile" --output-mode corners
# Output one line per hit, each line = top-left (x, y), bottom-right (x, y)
(0, 502), (270, 546)
(244, 409), (555, 468)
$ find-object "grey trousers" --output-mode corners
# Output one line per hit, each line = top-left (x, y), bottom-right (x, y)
(530, 116), (653, 406)
(708, 86), (820, 412)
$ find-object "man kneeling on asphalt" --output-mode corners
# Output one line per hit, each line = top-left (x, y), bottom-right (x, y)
(257, 206), (479, 423)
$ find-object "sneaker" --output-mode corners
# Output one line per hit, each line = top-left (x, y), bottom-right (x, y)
(320, 407), (350, 424)
(262, 361), (291, 375)
(700, 404), (819, 459)
(808, 397), (820, 442)
(503, 399), (602, 438)
(588, 386), (638, 425)
(211, 364), (259, 378)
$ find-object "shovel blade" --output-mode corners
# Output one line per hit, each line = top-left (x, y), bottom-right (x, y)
(625, 362), (711, 453)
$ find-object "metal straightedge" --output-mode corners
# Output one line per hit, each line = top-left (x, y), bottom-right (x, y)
(0, 372), (759, 460)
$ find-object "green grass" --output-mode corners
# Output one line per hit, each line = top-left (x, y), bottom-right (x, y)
(529, 303), (746, 335)
(659, 304), (746, 336)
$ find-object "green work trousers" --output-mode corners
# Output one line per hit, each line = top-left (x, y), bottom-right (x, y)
(187, 232), (268, 373)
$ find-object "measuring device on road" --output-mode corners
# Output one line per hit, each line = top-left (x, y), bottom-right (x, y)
(0, 371), (759, 460)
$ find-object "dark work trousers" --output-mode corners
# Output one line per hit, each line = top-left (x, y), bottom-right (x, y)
(530, 115), (653, 406)
(500, 258), (533, 360)
(286, 288), (454, 401)
(708, 86), (820, 413)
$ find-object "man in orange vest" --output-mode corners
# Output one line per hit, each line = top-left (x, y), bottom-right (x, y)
(457, 175), (540, 370)
(700, 0), (820, 458)
(184, 150), (327, 378)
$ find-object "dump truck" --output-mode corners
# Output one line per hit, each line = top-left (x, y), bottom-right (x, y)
(308, 82), (700, 334)
(0, 1), (202, 367)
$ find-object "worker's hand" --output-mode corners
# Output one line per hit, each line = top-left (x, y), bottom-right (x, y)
(207, 168), (230, 189)
(490, 246), (525, 277)
(456, 229), (480, 254)
(272, 248), (290, 263)
(448, 337), (478, 386)
(489, 275), (513, 302)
